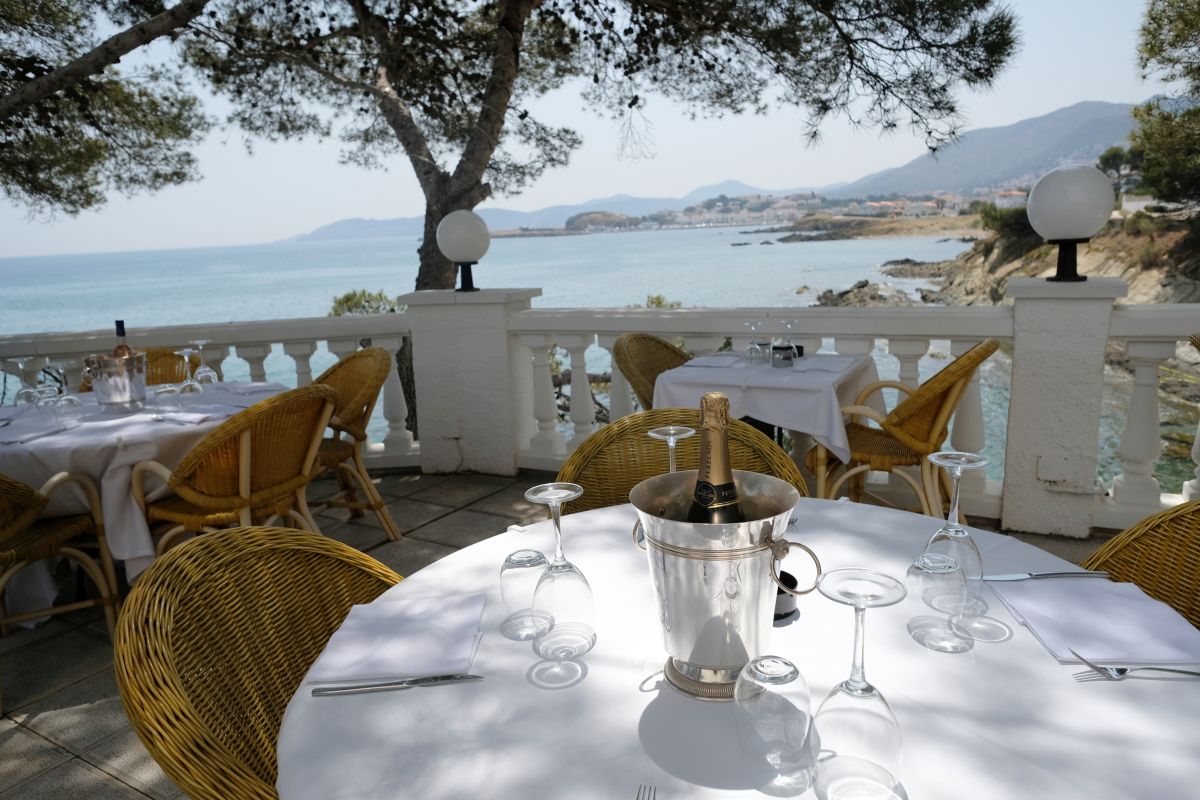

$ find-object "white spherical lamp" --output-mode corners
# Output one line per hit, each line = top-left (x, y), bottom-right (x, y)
(436, 209), (491, 292)
(1026, 165), (1115, 282)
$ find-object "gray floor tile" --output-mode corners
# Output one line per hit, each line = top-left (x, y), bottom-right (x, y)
(0, 619), (74, 657)
(366, 537), (459, 579)
(374, 472), (452, 499)
(404, 508), (518, 549)
(467, 481), (554, 524)
(0, 757), (152, 800)
(305, 478), (342, 502)
(12, 669), (127, 752)
(83, 727), (180, 800)
(382, 497), (455, 533)
(321, 519), (391, 551)
(408, 473), (515, 507)
(1, 629), (114, 712)
(0, 720), (73, 793)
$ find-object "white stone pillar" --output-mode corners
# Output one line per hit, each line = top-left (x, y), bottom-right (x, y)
(397, 288), (540, 475)
(1109, 340), (1176, 509)
(373, 335), (416, 456)
(519, 335), (566, 457)
(283, 341), (317, 386)
(950, 338), (989, 498)
(596, 334), (634, 421)
(1002, 278), (1127, 538)
(562, 336), (596, 450)
(889, 338), (929, 389)
(1184, 418), (1200, 502)
(327, 338), (360, 362)
(235, 344), (271, 382)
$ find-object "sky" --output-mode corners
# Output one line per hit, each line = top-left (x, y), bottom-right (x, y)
(0, 0), (1178, 258)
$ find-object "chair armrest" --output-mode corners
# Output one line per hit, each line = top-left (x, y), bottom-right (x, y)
(40, 472), (103, 527)
(131, 461), (173, 513)
(854, 380), (913, 407)
(841, 404), (888, 427)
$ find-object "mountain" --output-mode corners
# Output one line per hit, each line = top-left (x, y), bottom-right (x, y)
(827, 101), (1136, 197)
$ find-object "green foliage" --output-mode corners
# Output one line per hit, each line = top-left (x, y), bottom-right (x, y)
(328, 289), (400, 317)
(978, 203), (1035, 237)
(1124, 211), (1164, 236)
(629, 294), (683, 309)
(0, 2), (211, 213)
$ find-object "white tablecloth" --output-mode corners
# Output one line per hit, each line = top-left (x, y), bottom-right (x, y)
(276, 499), (1200, 799)
(653, 356), (881, 463)
(0, 382), (284, 592)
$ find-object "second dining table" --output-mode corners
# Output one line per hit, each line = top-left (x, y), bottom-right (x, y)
(276, 497), (1200, 800)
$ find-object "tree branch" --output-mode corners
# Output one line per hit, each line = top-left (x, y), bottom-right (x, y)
(0, 0), (212, 122)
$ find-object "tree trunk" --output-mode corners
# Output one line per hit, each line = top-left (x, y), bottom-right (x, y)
(415, 202), (457, 290)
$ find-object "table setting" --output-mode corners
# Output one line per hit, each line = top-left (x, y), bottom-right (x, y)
(275, 444), (1200, 800)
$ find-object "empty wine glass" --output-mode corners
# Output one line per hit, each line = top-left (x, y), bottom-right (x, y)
(189, 339), (220, 389)
(647, 425), (695, 473)
(524, 482), (596, 661)
(744, 321), (765, 362)
(779, 319), (800, 358)
(922, 451), (1007, 642)
(813, 568), (906, 800)
(735, 655), (817, 794)
(52, 393), (85, 429)
(500, 549), (552, 641)
(174, 347), (202, 400)
(904, 553), (972, 654)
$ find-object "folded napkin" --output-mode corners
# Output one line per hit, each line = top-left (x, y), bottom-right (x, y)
(152, 411), (217, 425)
(219, 381), (283, 395)
(792, 355), (856, 373)
(685, 353), (745, 368)
(306, 593), (487, 684)
(990, 578), (1200, 665)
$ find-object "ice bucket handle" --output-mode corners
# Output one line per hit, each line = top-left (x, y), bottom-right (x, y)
(769, 539), (821, 596)
(632, 520), (647, 551)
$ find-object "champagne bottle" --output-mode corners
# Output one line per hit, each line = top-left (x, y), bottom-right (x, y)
(686, 392), (746, 524)
(112, 320), (134, 358)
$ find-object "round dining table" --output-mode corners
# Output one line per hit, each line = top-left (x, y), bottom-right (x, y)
(275, 498), (1200, 800)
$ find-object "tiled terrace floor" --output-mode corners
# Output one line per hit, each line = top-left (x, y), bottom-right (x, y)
(0, 470), (1110, 798)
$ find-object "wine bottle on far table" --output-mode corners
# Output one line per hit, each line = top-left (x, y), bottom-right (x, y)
(112, 320), (134, 358)
(686, 392), (747, 524)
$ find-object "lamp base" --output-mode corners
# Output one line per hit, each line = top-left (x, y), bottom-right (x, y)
(1046, 239), (1088, 282)
(456, 262), (479, 292)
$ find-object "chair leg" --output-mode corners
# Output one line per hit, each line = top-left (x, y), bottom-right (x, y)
(350, 451), (402, 541)
(294, 491), (323, 534)
(334, 464), (364, 518)
(59, 546), (117, 637)
(815, 446), (830, 499)
(827, 464), (872, 501)
(155, 524), (189, 556)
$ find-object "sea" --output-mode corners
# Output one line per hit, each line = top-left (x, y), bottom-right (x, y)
(1, 226), (1194, 491)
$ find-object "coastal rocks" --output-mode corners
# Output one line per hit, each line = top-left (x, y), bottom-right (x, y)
(815, 280), (916, 307)
(880, 258), (953, 279)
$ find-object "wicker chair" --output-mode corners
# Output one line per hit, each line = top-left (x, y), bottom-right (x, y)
(113, 526), (402, 799)
(1081, 500), (1200, 628)
(132, 384), (337, 555)
(79, 347), (216, 392)
(556, 408), (808, 514)
(309, 348), (401, 540)
(806, 339), (1000, 517)
(1, 472), (120, 714)
(612, 333), (691, 410)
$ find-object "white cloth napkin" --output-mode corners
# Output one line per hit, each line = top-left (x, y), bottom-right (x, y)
(219, 381), (283, 395)
(684, 353), (745, 368)
(990, 578), (1200, 665)
(792, 355), (857, 373)
(151, 411), (217, 425)
(306, 593), (487, 684)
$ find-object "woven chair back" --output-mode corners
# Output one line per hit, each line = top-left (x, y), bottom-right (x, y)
(0, 473), (48, 549)
(313, 347), (392, 437)
(114, 526), (401, 798)
(1190, 332), (1200, 353)
(612, 333), (691, 410)
(168, 384), (336, 513)
(1081, 500), (1200, 628)
(883, 339), (999, 453)
(556, 408), (807, 514)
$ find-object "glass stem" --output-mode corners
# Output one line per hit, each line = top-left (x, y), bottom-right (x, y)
(668, 440), (677, 473)
(946, 467), (963, 532)
(549, 501), (566, 564)
(847, 606), (869, 692)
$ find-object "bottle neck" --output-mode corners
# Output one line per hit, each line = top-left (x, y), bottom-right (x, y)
(697, 425), (735, 487)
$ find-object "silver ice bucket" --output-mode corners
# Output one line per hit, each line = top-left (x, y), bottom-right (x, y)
(84, 352), (147, 413)
(631, 469), (821, 701)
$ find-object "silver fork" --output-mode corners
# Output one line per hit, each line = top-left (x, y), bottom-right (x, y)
(636, 785), (657, 800)
(1069, 648), (1200, 682)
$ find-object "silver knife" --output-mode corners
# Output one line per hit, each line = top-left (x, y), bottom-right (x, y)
(983, 571), (1109, 581)
(310, 673), (483, 697)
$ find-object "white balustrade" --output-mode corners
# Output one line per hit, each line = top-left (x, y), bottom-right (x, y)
(1110, 341), (1177, 510)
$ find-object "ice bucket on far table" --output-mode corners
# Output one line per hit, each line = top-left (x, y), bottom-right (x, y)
(83, 352), (147, 413)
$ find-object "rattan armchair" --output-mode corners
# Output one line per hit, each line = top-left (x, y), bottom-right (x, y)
(114, 526), (402, 799)
(132, 384), (337, 555)
(612, 333), (691, 410)
(806, 339), (999, 517)
(309, 347), (401, 539)
(556, 408), (808, 514)
(1, 471), (120, 714)
(1081, 500), (1200, 628)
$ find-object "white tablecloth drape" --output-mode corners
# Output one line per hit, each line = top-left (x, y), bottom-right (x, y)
(276, 499), (1200, 800)
(653, 356), (881, 463)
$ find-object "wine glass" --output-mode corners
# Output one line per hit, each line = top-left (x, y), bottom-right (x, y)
(189, 339), (220, 389)
(499, 549), (552, 641)
(922, 451), (1007, 642)
(174, 347), (202, 400)
(904, 553), (973, 654)
(779, 319), (800, 358)
(524, 482), (596, 661)
(647, 425), (695, 473)
(744, 321), (765, 362)
(735, 655), (817, 794)
(813, 568), (906, 800)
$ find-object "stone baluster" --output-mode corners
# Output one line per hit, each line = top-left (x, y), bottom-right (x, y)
(889, 338), (929, 390)
(793, 337), (821, 357)
(520, 335), (565, 457)
(203, 345), (230, 380)
(235, 344), (271, 382)
(1184, 416), (1200, 502)
(374, 335), (416, 456)
(1110, 340), (1177, 511)
(683, 335), (723, 355)
(833, 336), (875, 358)
(562, 336), (596, 449)
(283, 342), (317, 386)
(596, 334), (633, 422)
(949, 338), (989, 500)
(327, 338), (360, 362)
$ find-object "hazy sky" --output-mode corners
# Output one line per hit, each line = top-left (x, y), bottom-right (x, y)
(0, 0), (1176, 258)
